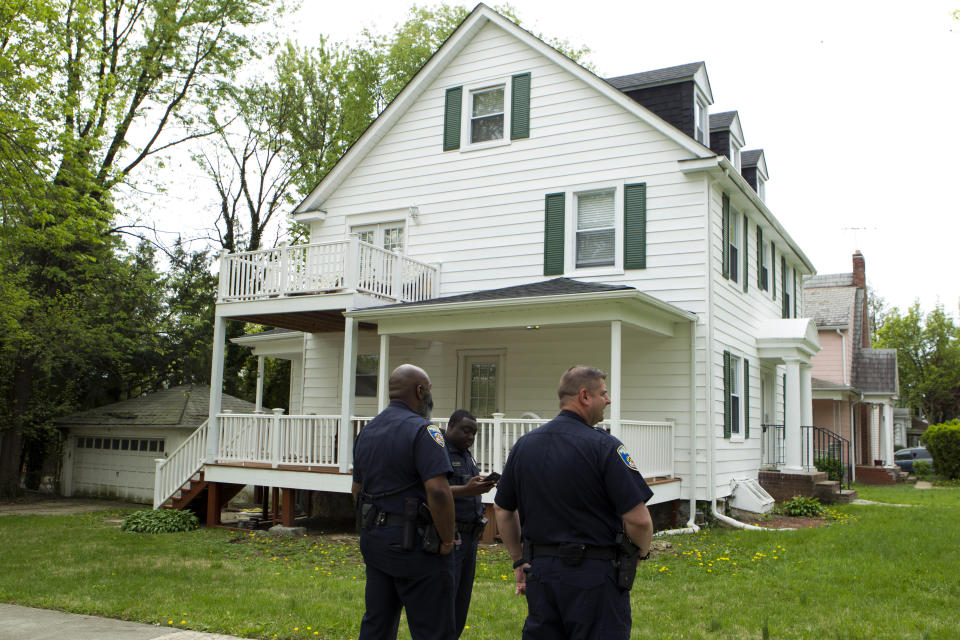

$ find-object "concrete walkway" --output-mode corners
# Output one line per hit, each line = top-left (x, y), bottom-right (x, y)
(0, 604), (246, 640)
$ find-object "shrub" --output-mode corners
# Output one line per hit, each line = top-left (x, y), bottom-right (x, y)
(912, 459), (934, 479)
(923, 420), (960, 480)
(121, 509), (199, 533)
(814, 456), (844, 482)
(779, 496), (825, 517)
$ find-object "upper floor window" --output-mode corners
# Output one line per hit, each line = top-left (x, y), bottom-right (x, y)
(727, 206), (740, 283)
(470, 86), (505, 143)
(759, 240), (769, 291)
(352, 221), (404, 253)
(694, 96), (708, 145)
(575, 189), (616, 268)
(757, 175), (766, 201)
(730, 139), (742, 171)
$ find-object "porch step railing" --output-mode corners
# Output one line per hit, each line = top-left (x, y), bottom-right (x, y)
(218, 237), (439, 303)
(760, 424), (784, 468)
(760, 423), (852, 489)
(153, 419), (209, 509)
(209, 413), (676, 480)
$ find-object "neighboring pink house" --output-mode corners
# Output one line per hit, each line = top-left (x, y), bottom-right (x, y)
(803, 252), (899, 483)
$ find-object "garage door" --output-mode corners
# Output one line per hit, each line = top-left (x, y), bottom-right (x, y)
(72, 436), (166, 503)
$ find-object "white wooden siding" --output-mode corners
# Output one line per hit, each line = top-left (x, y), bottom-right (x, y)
(309, 22), (707, 310)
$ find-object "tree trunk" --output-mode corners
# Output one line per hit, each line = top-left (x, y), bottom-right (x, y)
(0, 358), (34, 496)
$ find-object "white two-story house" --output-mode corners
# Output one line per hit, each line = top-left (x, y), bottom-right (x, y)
(153, 4), (823, 528)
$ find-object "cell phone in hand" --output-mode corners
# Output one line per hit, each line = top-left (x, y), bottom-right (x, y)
(484, 472), (501, 483)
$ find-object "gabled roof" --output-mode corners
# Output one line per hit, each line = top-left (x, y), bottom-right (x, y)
(293, 4), (714, 216)
(605, 61), (713, 102)
(803, 285), (857, 329)
(54, 385), (253, 428)
(741, 149), (767, 179)
(709, 111), (744, 146)
(805, 273), (854, 288)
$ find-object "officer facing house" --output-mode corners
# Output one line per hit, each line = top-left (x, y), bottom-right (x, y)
(494, 365), (654, 640)
(352, 364), (457, 640)
(444, 409), (497, 638)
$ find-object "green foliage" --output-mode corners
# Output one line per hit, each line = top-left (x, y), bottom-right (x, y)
(814, 456), (844, 482)
(779, 496), (826, 517)
(874, 303), (960, 425)
(912, 459), (934, 479)
(923, 420), (960, 479)
(121, 509), (199, 533)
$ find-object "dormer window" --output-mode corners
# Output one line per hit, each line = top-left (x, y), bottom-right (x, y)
(694, 95), (708, 145)
(757, 175), (766, 201)
(730, 139), (741, 171)
(470, 85), (505, 143)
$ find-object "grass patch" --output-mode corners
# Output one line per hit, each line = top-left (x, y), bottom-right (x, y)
(2, 489), (960, 639)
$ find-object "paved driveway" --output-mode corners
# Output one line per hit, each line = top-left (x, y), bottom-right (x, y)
(0, 495), (143, 517)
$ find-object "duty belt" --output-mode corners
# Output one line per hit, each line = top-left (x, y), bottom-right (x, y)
(530, 542), (618, 561)
(455, 520), (485, 537)
(373, 511), (407, 527)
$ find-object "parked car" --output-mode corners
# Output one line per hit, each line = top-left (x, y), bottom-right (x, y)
(893, 447), (934, 473)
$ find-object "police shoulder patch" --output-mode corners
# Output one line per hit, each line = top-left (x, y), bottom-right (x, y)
(617, 444), (638, 472)
(426, 424), (445, 447)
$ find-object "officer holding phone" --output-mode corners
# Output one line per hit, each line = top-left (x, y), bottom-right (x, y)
(444, 409), (497, 638)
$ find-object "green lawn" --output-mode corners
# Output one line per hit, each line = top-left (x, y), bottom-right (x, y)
(1, 484), (957, 639)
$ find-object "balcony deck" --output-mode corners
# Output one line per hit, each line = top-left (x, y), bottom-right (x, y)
(216, 238), (439, 324)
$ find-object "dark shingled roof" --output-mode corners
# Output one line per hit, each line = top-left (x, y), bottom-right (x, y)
(375, 278), (635, 309)
(805, 273), (854, 288)
(605, 62), (704, 90)
(709, 111), (738, 130)
(54, 385), (254, 427)
(803, 285), (856, 328)
(854, 349), (899, 394)
(741, 149), (763, 167)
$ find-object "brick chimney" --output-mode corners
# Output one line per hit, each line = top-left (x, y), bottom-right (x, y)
(852, 251), (866, 290)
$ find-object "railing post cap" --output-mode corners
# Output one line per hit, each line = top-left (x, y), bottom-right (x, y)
(492, 412), (505, 419)
(272, 407), (285, 415)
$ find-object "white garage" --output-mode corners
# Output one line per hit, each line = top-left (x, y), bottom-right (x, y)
(57, 385), (254, 504)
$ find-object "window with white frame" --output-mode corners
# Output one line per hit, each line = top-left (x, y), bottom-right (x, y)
(352, 222), (405, 253)
(575, 189), (616, 268)
(694, 95), (708, 145)
(728, 206), (740, 283)
(470, 85), (505, 143)
(757, 175), (766, 201)
(730, 355), (742, 435)
(760, 240), (769, 291)
(730, 139), (742, 170)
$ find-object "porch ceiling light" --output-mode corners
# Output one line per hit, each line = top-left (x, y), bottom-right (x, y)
(525, 325), (541, 330)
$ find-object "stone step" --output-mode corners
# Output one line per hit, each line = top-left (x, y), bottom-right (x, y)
(835, 489), (858, 504)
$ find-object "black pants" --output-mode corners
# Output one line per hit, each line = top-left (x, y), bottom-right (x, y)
(358, 525), (456, 640)
(452, 531), (478, 638)
(522, 557), (630, 640)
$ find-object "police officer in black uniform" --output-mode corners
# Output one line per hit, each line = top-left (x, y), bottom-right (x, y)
(494, 365), (654, 640)
(444, 409), (497, 638)
(352, 364), (457, 640)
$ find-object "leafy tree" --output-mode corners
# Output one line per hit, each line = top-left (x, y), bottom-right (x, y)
(875, 303), (960, 424)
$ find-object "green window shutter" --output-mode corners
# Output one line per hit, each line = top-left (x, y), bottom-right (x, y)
(510, 73), (530, 140)
(771, 245), (776, 299)
(721, 194), (730, 280)
(756, 226), (763, 289)
(544, 193), (565, 276)
(743, 358), (750, 439)
(781, 256), (788, 318)
(443, 86), (462, 151)
(742, 214), (749, 293)
(723, 351), (732, 438)
(624, 183), (646, 269)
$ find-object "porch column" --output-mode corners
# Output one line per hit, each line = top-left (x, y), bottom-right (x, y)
(378, 334), (391, 412)
(255, 355), (265, 413)
(339, 317), (359, 473)
(870, 404), (880, 464)
(882, 402), (895, 466)
(850, 402), (857, 481)
(206, 315), (227, 462)
(783, 359), (803, 471)
(609, 320), (622, 440)
(800, 363), (813, 469)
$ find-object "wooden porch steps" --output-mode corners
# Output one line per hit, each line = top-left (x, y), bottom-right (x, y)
(162, 472), (244, 523)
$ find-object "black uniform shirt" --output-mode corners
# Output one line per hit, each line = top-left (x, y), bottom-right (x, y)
(353, 401), (452, 514)
(445, 441), (483, 523)
(494, 409), (654, 547)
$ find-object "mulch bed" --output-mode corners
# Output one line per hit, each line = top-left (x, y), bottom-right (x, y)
(744, 515), (830, 529)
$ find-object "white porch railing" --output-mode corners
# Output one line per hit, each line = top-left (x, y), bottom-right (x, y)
(218, 237), (439, 303)
(203, 413), (675, 480)
(153, 419), (209, 509)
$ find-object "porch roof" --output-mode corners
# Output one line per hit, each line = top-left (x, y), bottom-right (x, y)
(755, 317), (821, 363)
(345, 278), (696, 337)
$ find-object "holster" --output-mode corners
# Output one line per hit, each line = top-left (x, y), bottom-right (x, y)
(614, 532), (640, 591)
(417, 502), (441, 554)
(356, 490), (378, 533)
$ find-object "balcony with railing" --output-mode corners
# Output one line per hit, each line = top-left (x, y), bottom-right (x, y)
(217, 237), (439, 305)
